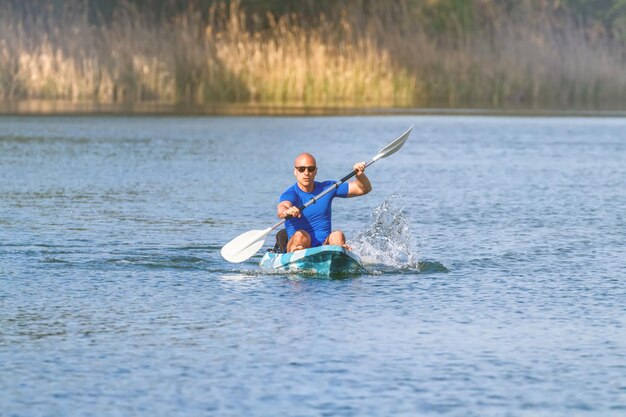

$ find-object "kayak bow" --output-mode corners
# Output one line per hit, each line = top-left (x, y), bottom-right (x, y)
(260, 245), (366, 276)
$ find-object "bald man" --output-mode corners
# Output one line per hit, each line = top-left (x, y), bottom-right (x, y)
(277, 152), (372, 252)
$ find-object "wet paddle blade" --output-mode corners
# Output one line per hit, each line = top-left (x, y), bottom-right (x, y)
(220, 228), (271, 263)
(373, 125), (413, 162)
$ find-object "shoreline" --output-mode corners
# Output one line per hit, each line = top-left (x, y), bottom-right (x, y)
(1, 101), (625, 118)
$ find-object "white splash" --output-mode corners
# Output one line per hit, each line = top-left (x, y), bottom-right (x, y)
(348, 195), (419, 269)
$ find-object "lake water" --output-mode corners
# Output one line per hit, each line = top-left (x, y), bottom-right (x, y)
(1, 115), (625, 416)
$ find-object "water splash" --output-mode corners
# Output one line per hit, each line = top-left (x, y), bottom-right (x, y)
(348, 195), (419, 270)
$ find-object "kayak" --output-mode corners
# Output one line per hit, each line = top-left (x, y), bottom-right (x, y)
(260, 245), (366, 276)
(259, 245), (366, 276)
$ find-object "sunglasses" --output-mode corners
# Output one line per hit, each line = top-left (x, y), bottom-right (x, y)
(295, 166), (317, 173)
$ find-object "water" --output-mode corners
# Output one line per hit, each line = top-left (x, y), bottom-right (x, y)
(349, 196), (422, 270)
(1, 115), (625, 416)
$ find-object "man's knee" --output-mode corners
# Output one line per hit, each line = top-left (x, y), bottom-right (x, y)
(287, 230), (311, 252)
(327, 230), (346, 245)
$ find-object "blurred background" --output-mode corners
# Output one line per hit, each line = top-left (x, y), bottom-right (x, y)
(1, 0), (625, 112)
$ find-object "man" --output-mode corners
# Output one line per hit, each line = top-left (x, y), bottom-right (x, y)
(277, 152), (372, 252)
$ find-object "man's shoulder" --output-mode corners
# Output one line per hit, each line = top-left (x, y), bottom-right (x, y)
(282, 182), (297, 192)
(319, 180), (336, 189)
(279, 183), (298, 201)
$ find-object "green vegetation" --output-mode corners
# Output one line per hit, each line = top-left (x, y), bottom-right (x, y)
(0, 0), (625, 109)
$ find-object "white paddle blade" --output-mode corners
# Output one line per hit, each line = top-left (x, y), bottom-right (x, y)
(221, 228), (272, 263)
(373, 125), (413, 162)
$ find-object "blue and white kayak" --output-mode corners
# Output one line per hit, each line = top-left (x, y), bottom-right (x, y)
(260, 245), (366, 276)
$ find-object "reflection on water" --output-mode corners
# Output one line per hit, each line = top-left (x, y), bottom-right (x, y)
(4, 99), (626, 117)
(0, 100), (400, 116)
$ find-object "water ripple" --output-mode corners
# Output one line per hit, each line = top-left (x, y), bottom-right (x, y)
(2, 115), (625, 417)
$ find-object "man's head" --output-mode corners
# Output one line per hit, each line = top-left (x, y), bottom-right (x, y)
(293, 152), (317, 189)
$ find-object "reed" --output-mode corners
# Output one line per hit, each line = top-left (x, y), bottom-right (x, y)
(0, 0), (624, 108)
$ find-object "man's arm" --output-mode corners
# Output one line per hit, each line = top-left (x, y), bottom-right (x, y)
(347, 162), (372, 197)
(277, 201), (302, 218)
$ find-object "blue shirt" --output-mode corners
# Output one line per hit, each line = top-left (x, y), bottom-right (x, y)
(279, 180), (350, 246)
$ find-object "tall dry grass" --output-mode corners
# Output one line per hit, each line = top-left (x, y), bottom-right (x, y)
(0, 0), (624, 108)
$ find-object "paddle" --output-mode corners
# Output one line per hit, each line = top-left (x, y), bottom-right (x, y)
(220, 125), (414, 263)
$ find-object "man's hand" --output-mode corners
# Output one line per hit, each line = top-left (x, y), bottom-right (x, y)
(281, 206), (302, 218)
(347, 161), (372, 197)
(354, 161), (366, 176)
